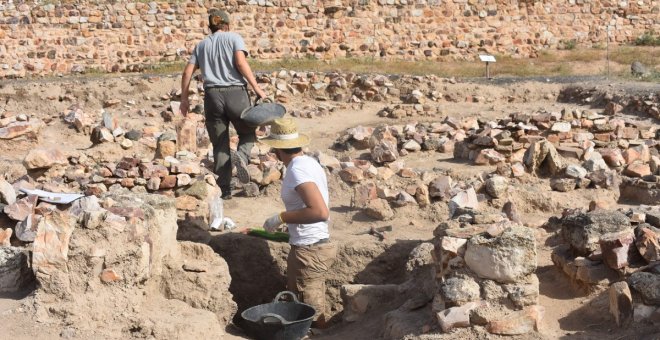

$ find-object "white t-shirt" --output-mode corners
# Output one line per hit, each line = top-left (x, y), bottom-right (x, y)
(281, 155), (330, 246)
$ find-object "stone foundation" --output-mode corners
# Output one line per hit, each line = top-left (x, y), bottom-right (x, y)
(1, 0), (658, 77)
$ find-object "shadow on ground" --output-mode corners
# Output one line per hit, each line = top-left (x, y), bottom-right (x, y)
(208, 232), (289, 326)
(199, 229), (422, 339)
(556, 290), (660, 340)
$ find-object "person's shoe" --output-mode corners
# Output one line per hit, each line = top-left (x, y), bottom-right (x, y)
(231, 150), (251, 184)
(311, 316), (329, 330)
(220, 187), (233, 200)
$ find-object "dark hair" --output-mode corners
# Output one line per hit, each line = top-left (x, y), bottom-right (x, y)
(208, 10), (230, 33)
(279, 147), (302, 155)
(209, 21), (228, 33)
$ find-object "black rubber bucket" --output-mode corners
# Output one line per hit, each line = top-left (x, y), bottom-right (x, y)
(240, 291), (316, 340)
(240, 98), (286, 127)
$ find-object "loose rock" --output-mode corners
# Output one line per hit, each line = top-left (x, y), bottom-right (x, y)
(464, 226), (537, 283)
(627, 272), (660, 305)
(609, 281), (633, 328)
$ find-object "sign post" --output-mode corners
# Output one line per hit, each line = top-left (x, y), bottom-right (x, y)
(479, 55), (496, 79)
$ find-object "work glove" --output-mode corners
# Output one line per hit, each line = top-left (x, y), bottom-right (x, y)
(263, 213), (283, 232)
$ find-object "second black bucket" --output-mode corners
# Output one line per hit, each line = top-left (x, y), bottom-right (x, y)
(240, 291), (316, 340)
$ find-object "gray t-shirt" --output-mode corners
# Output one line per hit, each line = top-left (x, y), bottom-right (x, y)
(189, 32), (248, 89)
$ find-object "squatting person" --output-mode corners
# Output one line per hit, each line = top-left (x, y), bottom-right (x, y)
(260, 118), (337, 328)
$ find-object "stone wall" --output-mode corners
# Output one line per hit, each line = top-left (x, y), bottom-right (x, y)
(0, 0), (658, 77)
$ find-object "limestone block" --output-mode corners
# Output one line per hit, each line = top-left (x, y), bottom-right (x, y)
(23, 148), (68, 169)
(485, 175), (508, 198)
(0, 178), (16, 205)
(464, 226), (537, 283)
(609, 281), (633, 328)
(364, 198), (394, 221)
(440, 276), (481, 306)
(32, 211), (76, 298)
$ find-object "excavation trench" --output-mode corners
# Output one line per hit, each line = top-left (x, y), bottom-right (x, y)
(207, 232), (421, 326)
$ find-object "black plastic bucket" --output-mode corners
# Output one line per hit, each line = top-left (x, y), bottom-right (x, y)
(240, 98), (286, 127)
(240, 291), (316, 340)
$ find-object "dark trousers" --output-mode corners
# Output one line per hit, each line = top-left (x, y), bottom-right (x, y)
(204, 86), (254, 192)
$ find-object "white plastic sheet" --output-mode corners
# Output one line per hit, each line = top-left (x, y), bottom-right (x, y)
(19, 188), (84, 204)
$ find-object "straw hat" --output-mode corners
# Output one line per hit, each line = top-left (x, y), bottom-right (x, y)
(259, 118), (310, 149)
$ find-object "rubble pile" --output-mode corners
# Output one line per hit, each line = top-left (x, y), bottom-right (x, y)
(289, 103), (340, 119)
(332, 106), (659, 213)
(7, 146), (286, 234)
(0, 102), (292, 234)
(256, 72), (449, 105)
(551, 207), (660, 326)
(341, 205), (543, 337)
(431, 217), (542, 336)
(2, 73), (562, 222)
(558, 86), (660, 120)
(253, 71), (554, 111)
(450, 110), (658, 178)
(377, 103), (441, 119)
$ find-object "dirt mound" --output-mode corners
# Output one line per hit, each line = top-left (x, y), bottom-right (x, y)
(21, 192), (235, 339)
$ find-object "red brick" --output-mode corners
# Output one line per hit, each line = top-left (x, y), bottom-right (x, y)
(624, 163), (651, 177)
(594, 133), (611, 142)
(159, 175), (177, 189)
(620, 127), (639, 140)
(622, 148), (641, 165)
(599, 230), (634, 269)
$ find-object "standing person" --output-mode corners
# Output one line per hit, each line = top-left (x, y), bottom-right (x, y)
(180, 9), (267, 199)
(261, 118), (337, 328)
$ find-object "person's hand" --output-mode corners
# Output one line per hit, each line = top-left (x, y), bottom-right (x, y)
(180, 97), (189, 117)
(263, 213), (283, 232)
(255, 88), (267, 101)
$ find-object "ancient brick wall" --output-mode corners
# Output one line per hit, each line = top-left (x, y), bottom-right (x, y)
(0, 0), (657, 77)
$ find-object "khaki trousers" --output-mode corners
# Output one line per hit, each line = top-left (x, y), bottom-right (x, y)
(287, 242), (337, 322)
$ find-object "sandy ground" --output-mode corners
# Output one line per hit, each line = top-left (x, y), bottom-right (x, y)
(0, 73), (658, 339)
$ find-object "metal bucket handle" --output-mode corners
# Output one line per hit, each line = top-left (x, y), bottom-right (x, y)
(254, 97), (274, 105)
(273, 290), (300, 303)
(259, 312), (288, 325)
(241, 97), (280, 120)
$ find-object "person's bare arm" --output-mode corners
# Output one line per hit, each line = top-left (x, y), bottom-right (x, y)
(280, 182), (329, 224)
(180, 63), (198, 117)
(234, 51), (267, 99)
